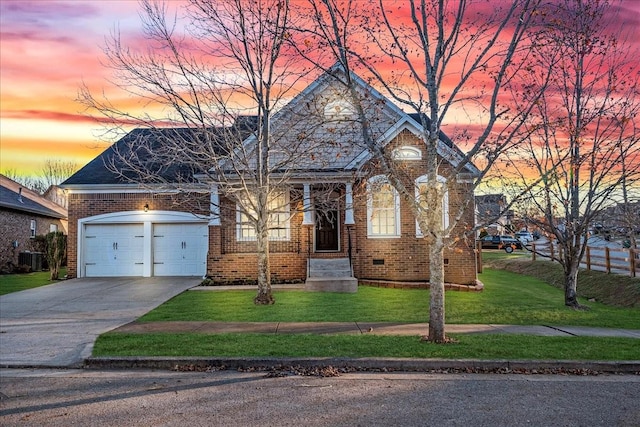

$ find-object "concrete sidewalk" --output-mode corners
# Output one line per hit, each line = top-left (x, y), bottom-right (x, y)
(112, 320), (640, 339)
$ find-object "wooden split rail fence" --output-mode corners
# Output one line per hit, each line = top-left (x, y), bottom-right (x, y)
(531, 242), (640, 278)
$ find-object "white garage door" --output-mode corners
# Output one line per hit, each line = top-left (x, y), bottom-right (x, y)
(153, 223), (208, 276)
(84, 224), (144, 277)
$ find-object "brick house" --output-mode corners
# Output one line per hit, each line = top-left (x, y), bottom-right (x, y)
(0, 174), (67, 271)
(61, 68), (479, 286)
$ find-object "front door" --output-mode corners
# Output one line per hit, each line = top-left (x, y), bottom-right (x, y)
(315, 211), (339, 251)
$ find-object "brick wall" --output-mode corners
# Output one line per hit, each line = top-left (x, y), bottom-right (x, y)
(351, 131), (477, 285)
(0, 209), (65, 270)
(66, 192), (209, 278)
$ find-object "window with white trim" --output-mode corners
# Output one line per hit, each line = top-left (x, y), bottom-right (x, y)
(392, 146), (422, 160)
(367, 176), (401, 237)
(49, 224), (58, 233)
(415, 175), (449, 237)
(30, 219), (37, 238)
(237, 190), (290, 241)
(324, 99), (355, 117)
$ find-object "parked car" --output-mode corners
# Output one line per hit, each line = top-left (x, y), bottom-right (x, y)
(479, 235), (523, 253)
(515, 231), (534, 245)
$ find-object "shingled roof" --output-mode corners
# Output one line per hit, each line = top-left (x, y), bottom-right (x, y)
(0, 175), (67, 219)
(64, 67), (479, 186)
(63, 124), (254, 186)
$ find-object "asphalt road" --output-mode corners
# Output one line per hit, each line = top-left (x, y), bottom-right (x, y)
(1, 368), (639, 426)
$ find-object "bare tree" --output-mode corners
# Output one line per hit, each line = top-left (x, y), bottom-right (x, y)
(297, 0), (543, 342)
(499, 0), (640, 307)
(3, 159), (78, 194)
(39, 159), (79, 193)
(79, 0), (317, 304)
(1, 169), (39, 192)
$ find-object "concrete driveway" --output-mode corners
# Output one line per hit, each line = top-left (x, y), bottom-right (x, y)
(0, 277), (200, 368)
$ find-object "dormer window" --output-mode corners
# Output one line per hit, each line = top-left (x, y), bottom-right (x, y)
(324, 99), (355, 117)
(392, 146), (422, 160)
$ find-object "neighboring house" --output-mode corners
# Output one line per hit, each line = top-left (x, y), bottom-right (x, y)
(0, 174), (68, 271)
(475, 194), (513, 236)
(43, 185), (69, 210)
(61, 67), (480, 285)
(591, 201), (640, 237)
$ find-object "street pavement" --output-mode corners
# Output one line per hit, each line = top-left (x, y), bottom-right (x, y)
(1, 278), (639, 370)
(2, 369), (639, 427)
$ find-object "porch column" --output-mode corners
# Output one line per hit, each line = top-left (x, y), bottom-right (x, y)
(302, 184), (314, 225)
(345, 183), (355, 225)
(209, 184), (221, 226)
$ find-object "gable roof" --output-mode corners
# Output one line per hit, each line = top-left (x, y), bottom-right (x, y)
(228, 64), (479, 177)
(64, 66), (479, 188)
(0, 175), (67, 219)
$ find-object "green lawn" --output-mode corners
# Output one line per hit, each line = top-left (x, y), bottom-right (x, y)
(0, 268), (66, 296)
(94, 266), (640, 360)
(138, 268), (640, 329)
(93, 333), (640, 360)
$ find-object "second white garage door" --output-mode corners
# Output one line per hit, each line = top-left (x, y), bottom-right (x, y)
(153, 223), (208, 276)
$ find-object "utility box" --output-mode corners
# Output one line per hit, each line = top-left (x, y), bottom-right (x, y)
(18, 252), (44, 271)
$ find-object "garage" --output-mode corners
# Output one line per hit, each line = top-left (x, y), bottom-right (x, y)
(80, 211), (209, 278)
(152, 223), (208, 276)
(84, 224), (145, 277)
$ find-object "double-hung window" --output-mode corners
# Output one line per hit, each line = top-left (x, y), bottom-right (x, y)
(367, 175), (401, 237)
(30, 220), (37, 238)
(415, 175), (449, 237)
(237, 190), (290, 241)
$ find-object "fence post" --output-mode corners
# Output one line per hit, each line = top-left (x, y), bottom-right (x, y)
(550, 240), (555, 260)
(605, 247), (611, 274)
(531, 243), (536, 261)
(630, 248), (636, 278)
(476, 240), (483, 274)
(586, 246), (591, 271)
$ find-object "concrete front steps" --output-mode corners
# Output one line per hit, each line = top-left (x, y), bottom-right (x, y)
(305, 258), (358, 293)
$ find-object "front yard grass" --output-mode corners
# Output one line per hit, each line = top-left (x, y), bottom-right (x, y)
(94, 266), (640, 360)
(137, 269), (640, 329)
(0, 268), (66, 296)
(93, 333), (640, 360)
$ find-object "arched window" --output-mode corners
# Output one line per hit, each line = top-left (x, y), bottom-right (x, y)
(324, 99), (355, 117)
(392, 146), (422, 160)
(415, 175), (449, 237)
(367, 175), (401, 237)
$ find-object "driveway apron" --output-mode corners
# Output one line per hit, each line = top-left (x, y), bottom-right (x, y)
(0, 277), (199, 368)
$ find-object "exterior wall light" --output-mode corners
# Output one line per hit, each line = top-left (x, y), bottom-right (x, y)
(143, 203), (149, 212)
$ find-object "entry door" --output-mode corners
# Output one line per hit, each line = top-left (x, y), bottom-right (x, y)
(315, 211), (339, 251)
(153, 223), (208, 276)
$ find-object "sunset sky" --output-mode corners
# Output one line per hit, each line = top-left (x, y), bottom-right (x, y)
(1, 0), (640, 180)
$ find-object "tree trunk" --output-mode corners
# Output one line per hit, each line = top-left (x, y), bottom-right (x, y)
(254, 205), (274, 305)
(427, 179), (446, 343)
(428, 241), (446, 342)
(563, 261), (581, 309)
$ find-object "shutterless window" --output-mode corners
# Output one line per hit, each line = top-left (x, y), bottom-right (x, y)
(237, 191), (290, 241)
(367, 176), (400, 237)
(30, 219), (37, 238)
(49, 224), (58, 233)
(415, 175), (449, 237)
